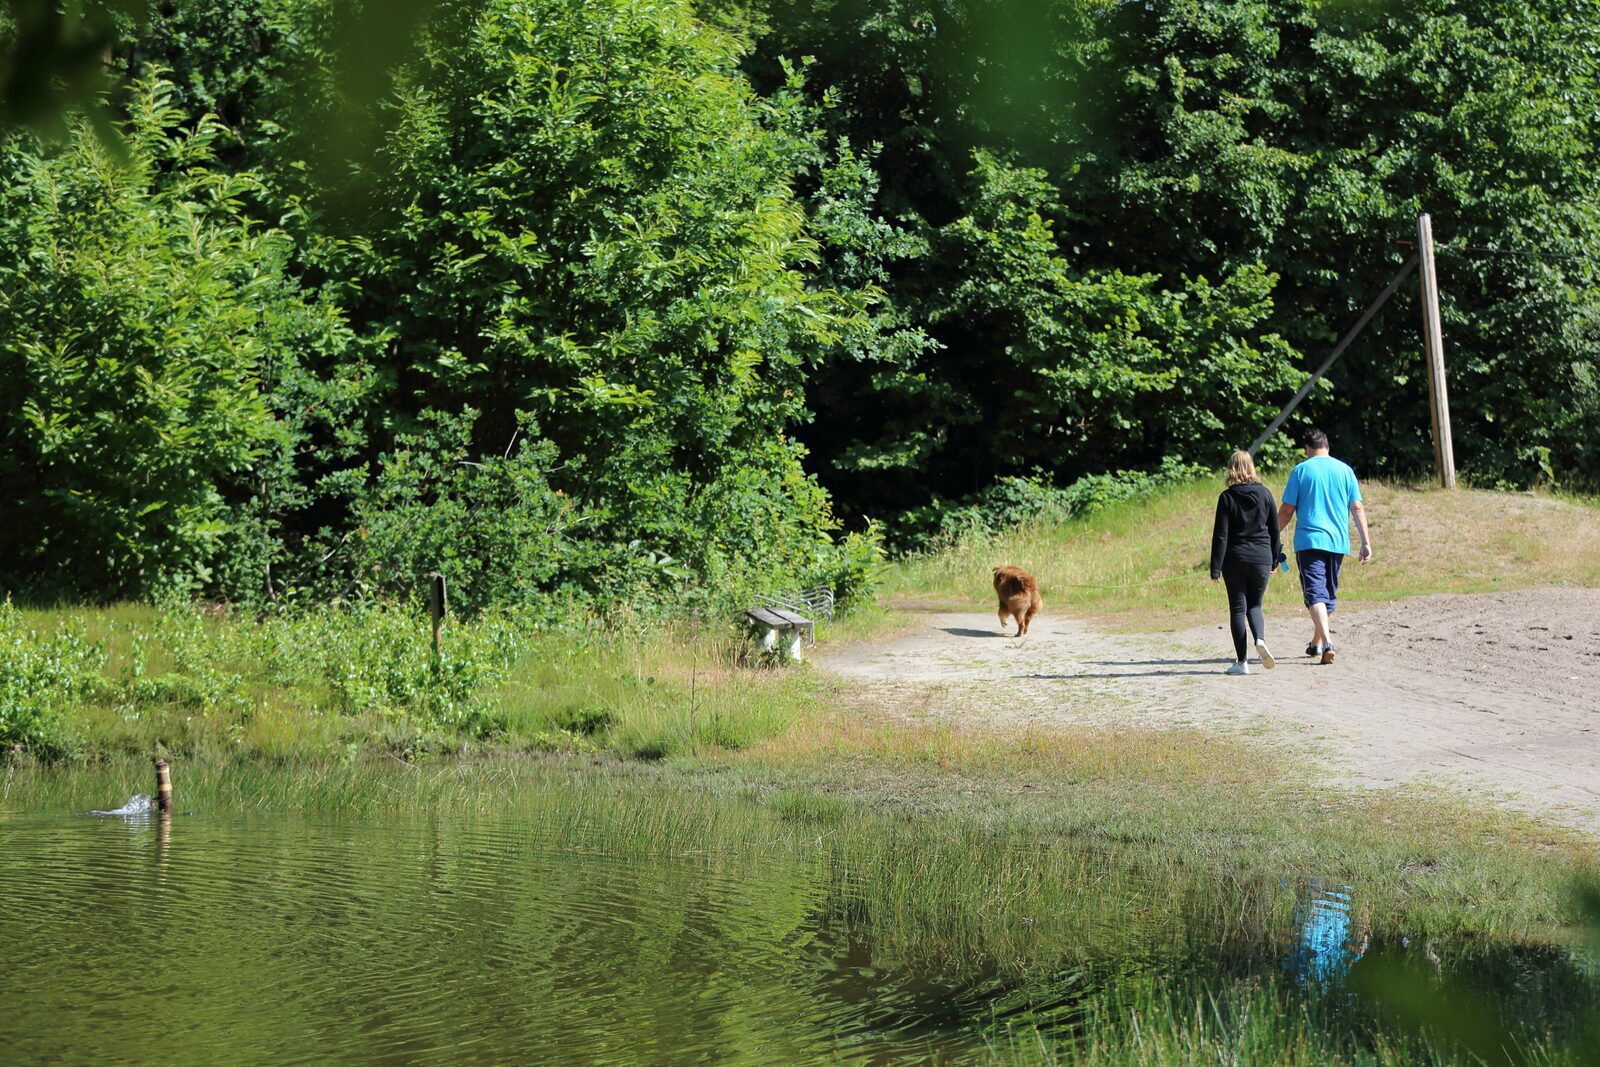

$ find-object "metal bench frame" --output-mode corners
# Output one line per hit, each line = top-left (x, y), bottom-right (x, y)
(751, 586), (834, 623)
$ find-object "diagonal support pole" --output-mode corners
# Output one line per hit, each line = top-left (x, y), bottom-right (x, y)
(1248, 252), (1420, 457)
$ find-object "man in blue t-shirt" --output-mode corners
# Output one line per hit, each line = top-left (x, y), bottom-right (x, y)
(1277, 428), (1372, 665)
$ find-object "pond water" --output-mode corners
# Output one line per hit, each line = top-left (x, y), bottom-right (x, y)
(0, 801), (1593, 1063)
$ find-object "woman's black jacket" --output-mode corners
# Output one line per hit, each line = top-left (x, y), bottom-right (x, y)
(1209, 481), (1282, 579)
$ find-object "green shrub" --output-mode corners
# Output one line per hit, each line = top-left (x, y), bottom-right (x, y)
(0, 602), (102, 759)
(127, 673), (214, 710)
(348, 411), (581, 615)
(329, 0), (869, 617)
(814, 524), (887, 609)
(0, 76), (358, 602)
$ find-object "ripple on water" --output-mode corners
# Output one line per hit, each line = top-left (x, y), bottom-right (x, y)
(1, 809), (1594, 1064)
(0, 813), (1006, 1063)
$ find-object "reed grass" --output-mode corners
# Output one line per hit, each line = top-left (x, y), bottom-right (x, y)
(8, 734), (1595, 947)
(988, 971), (1595, 1066)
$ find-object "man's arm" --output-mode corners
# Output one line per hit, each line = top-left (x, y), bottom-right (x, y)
(1351, 499), (1372, 563)
(1278, 467), (1298, 534)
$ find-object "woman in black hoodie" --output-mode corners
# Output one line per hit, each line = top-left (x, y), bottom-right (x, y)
(1210, 450), (1282, 674)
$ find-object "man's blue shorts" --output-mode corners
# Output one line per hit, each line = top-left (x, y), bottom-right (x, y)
(1296, 549), (1343, 611)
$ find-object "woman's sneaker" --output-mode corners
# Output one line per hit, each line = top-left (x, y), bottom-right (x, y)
(1320, 645), (1336, 665)
(1306, 642), (1323, 657)
(1225, 661), (1249, 676)
(1255, 640), (1276, 670)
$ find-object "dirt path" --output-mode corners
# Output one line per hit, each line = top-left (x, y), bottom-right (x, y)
(823, 589), (1600, 834)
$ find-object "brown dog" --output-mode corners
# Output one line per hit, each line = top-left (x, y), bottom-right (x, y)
(992, 565), (1042, 636)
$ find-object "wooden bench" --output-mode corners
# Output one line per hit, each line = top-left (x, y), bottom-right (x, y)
(744, 605), (814, 662)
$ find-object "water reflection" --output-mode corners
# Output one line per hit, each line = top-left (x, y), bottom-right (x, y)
(1285, 878), (1369, 986)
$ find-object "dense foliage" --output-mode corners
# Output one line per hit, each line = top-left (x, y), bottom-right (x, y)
(745, 0), (1600, 510)
(2, 0), (878, 609)
(0, 78), (359, 600)
(3, 0), (1599, 609)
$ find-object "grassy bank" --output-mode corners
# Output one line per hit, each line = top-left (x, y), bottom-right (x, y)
(7, 746), (1598, 956)
(884, 478), (1600, 627)
(10, 480), (1594, 765)
(2, 599), (824, 764)
(5, 705), (1596, 943)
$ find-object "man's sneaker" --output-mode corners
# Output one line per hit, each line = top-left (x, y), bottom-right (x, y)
(1320, 645), (1337, 665)
(1255, 640), (1276, 670)
(1225, 661), (1249, 676)
(1306, 642), (1322, 657)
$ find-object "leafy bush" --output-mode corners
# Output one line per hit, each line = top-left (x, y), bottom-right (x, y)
(205, 606), (526, 739)
(0, 75), (357, 601)
(326, 0), (868, 614)
(346, 411), (580, 615)
(0, 602), (103, 759)
(1, 5), (874, 617)
(814, 524), (887, 609)
(759, 0), (1600, 502)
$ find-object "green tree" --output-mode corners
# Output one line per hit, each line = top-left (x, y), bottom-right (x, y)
(744, 0), (1306, 518)
(332, 0), (869, 601)
(1076, 0), (1600, 484)
(0, 75), (357, 600)
(745, 0), (1600, 509)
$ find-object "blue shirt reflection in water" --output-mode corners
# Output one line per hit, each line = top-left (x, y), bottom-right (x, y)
(1286, 878), (1369, 985)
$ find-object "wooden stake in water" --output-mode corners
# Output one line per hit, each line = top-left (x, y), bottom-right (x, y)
(153, 759), (172, 814)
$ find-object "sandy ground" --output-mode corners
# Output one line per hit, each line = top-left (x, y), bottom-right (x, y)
(823, 589), (1600, 834)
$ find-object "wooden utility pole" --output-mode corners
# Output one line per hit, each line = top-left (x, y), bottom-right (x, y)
(1416, 213), (1457, 489)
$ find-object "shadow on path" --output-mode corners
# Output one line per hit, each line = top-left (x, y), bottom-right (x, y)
(940, 627), (1007, 639)
(1024, 670), (1219, 680)
(1085, 658), (1214, 667)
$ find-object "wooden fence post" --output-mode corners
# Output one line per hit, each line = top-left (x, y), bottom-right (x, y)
(429, 573), (447, 661)
(1417, 213), (1458, 489)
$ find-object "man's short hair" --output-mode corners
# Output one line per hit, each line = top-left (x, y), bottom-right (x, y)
(1302, 428), (1329, 450)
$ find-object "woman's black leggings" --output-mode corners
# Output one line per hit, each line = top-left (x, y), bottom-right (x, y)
(1221, 563), (1270, 662)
